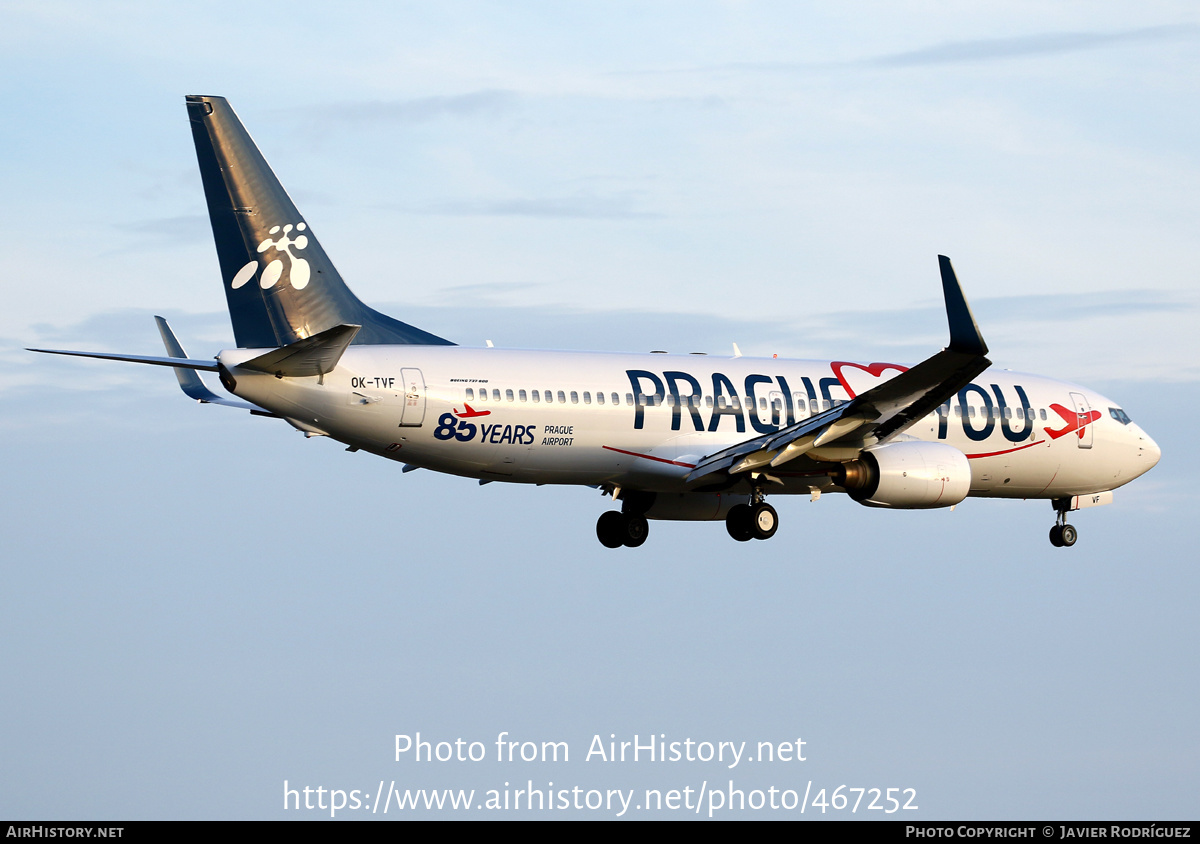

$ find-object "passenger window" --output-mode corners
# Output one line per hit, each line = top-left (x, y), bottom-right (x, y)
(506, 389), (514, 402)
(706, 396), (713, 408)
(1040, 408), (1047, 421)
(583, 392), (591, 404)
(492, 389), (501, 402)
(596, 392), (605, 405)
(531, 390), (540, 403)
(558, 390), (566, 403)
(519, 389), (527, 402)
(544, 390), (553, 404)
(465, 388), (474, 400)
(625, 393), (633, 406)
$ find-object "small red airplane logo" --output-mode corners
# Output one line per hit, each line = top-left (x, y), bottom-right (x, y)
(1046, 403), (1101, 440)
(453, 403), (491, 418)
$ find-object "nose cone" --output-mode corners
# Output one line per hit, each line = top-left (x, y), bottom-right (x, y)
(1133, 425), (1161, 475)
(1142, 431), (1162, 469)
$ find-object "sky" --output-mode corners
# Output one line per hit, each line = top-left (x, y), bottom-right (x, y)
(1, 1), (1198, 820)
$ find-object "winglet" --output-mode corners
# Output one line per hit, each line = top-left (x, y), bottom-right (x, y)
(938, 255), (988, 356)
(154, 316), (262, 410)
(155, 316), (225, 403)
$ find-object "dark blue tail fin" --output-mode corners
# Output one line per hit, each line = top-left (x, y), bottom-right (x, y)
(185, 95), (453, 349)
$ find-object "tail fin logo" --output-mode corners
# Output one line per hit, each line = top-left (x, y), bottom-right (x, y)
(229, 222), (312, 291)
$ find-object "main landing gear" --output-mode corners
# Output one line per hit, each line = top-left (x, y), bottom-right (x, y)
(596, 490), (653, 548)
(596, 510), (648, 548)
(595, 489), (781, 548)
(726, 486), (778, 542)
(1049, 500), (1078, 548)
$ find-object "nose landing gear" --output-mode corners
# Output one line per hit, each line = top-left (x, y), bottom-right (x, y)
(1049, 500), (1078, 547)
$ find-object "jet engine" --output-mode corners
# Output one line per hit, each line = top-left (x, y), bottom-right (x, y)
(833, 441), (971, 509)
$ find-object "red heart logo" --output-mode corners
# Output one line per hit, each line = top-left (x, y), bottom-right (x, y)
(830, 361), (909, 399)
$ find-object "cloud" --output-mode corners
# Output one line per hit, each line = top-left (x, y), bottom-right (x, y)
(866, 24), (1200, 68)
(297, 90), (519, 126)
(422, 193), (663, 220)
(11, 288), (1195, 403)
(113, 215), (210, 245)
(967, 290), (1193, 323)
(674, 23), (1200, 76)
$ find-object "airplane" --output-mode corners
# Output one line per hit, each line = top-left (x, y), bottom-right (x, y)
(30, 95), (1161, 549)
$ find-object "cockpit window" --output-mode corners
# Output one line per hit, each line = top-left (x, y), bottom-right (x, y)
(1109, 407), (1132, 425)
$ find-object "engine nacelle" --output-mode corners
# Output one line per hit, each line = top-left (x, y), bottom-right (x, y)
(834, 441), (971, 509)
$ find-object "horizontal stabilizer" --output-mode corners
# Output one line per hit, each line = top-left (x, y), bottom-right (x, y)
(238, 323), (360, 378)
(27, 347), (219, 371)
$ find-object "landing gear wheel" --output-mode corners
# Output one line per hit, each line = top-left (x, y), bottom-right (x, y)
(1059, 524), (1077, 547)
(726, 504), (753, 542)
(622, 514), (649, 548)
(749, 503), (778, 540)
(597, 511), (625, 548)
(1049, 525), (1064, 547)
(597, 511), (650, 548)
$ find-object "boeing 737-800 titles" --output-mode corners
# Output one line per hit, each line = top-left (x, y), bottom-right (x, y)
(31, 96), (1161, 549)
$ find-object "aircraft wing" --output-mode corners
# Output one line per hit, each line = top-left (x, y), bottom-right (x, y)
(685, 255), (991, 485)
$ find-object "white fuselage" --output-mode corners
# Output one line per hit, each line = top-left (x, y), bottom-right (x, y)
(220, 346), (1160, 502)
